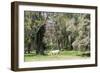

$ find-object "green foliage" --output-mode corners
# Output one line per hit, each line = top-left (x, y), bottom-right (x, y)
(24, 11), (45, 50)
(24, 11), (90, 54)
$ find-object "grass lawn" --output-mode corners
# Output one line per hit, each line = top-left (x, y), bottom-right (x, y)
(24, 51), (90, 62)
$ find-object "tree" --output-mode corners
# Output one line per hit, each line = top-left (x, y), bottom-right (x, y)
(24, 11), (45, 54)
(36, 24), (46, 55)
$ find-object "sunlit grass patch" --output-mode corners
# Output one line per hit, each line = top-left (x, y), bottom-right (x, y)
(24, 50), (90, 62)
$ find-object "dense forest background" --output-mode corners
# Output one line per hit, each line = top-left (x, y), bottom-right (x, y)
(24, 11), (90, 56)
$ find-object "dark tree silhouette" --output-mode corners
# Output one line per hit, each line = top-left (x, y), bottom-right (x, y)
(36, 24), (46, 55)
(27, 42), (31, 53)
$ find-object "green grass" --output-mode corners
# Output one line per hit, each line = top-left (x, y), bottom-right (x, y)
(24, 51), (90, 62)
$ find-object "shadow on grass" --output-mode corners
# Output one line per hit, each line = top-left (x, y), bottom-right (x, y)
(24, 53), (49, 57)
(24, 53), (35, 56)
